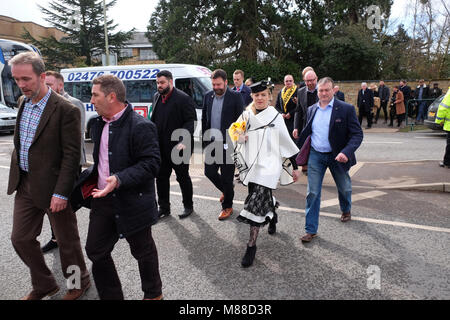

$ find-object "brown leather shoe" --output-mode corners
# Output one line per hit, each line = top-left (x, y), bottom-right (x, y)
(62, 281), (91, 300)
(143, 294), (163, 300)
(21, 286), (59, 300)
(341, 211), (351, 222)
(219, 193), (225, 203)
(300, 233), (317, 243)
(218, 208), (233, 220)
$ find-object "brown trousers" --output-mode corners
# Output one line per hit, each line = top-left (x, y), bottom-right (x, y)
(10, 173), (89, 294)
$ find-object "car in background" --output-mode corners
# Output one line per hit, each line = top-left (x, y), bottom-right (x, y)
(424, 94), (445, 131)
(0, 102), (17, 134)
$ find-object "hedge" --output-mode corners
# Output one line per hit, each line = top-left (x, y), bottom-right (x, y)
(210, 59), (301, 83)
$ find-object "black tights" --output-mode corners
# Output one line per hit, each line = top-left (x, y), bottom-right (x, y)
(248, 226), (260, 247)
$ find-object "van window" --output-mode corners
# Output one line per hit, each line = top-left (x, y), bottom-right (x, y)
(65, 82), (92, 103)
(125, 80), (156, 102)
(65, 80), (157, 103)
(175, 77), (210, 109)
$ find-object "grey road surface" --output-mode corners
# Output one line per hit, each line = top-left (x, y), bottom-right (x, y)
(0, 129), (448, 300)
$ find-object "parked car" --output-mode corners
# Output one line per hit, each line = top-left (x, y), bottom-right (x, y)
(0, 102), (17, 133)
(424, 94), (445, 131)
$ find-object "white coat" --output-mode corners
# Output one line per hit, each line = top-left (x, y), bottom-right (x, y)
(232, 106), (299, 189)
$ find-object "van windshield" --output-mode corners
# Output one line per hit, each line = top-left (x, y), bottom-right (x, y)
(65, 80), (157, 103)
(175, 77), (212, 109)
(1, 64), (22, 108)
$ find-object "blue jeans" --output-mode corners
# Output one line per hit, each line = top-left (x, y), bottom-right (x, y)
(416, 102), (427, 122)
(305, 148), (352, 234)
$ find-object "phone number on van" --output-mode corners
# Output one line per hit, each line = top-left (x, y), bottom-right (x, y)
(66, 69), (160, 82)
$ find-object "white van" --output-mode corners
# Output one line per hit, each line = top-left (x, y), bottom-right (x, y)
(61, 64), (213, 140)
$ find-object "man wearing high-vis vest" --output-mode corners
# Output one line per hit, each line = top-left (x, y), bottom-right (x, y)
(435, 87), (450, 168)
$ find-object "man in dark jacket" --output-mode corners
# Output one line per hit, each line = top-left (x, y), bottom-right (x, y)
(151, 70), (197, 219)
(275, 74), (298, 139)
(414, 79), (430, 124)
(400, 80), (413, 118)
(357, 82), (374, 129)
(375, 80), (390, 124)
(333, 85), (345, 102)
(85, 75), (162, 300)
(430, 83), (443, 99)
(297, 77), (363, 243)
(232, 69), (252, 106)
(293, 70), (319, 139)
(202, 69), (244, 220)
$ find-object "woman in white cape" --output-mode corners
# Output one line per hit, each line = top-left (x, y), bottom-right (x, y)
(229, 80), (300, 268)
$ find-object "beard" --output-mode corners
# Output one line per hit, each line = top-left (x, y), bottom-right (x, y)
(28, 86), (41, 100)
(213, 87), (225, 96)
(158, 86), (171, 95)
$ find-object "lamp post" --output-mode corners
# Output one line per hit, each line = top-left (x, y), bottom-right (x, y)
(103, 0), (110, 65)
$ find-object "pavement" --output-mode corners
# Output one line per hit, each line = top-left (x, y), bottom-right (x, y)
(348, 126), (450, 193)
(2, 128), (447, 301)
(84, 131), (450, 193)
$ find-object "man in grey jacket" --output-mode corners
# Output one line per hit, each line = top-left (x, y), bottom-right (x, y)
(41, 70), (87, 253)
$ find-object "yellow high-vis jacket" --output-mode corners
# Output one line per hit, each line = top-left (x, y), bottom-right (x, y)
(435, 87), (450, 132)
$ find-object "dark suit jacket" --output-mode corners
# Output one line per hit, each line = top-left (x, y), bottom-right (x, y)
(232, 84), (252, 106)
(294, 86), (318, 131)
(8, 91), (81, 209)
(430, 87), (443, 99)
(400, 85), (412, 101)
(297, 99), (363, 172)
(202, 88), (244, 148)
(414, 85), (430, 100)
(275, 88), (298, 134)
(357, 89), (374, 109)
(86, 105), (160, 238)
(334, 91), (345, 102)
(151, 87), (196, 158)
(376, 85), (390, 103)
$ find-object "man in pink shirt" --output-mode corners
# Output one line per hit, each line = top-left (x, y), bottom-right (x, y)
(84, 75), (162, 300)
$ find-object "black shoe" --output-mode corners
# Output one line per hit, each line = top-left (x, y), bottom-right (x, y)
(388, 123), (393, 127)
(241, 245), (257, 268)
(365, 126), (371, 129)
(41, 239), (58, 253)
(158, 208), (171, 219)
(439, 162), (450, 168)
(178, 207), (193, 219)
(268, 214), (277, 235)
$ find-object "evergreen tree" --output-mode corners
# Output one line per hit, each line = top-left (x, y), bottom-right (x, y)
(23, 0), (134, 69)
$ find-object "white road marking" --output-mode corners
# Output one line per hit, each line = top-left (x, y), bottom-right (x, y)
(320, 190), (387, 208)
(362, 141), (403, 144)
(171, 191), (450, 234)
(0, 162), (446, 233)
(349, 162), (364, 177)
(362, 159), (441, 164)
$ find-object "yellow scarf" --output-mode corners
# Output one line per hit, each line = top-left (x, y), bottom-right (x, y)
(281, 85), (297, 112)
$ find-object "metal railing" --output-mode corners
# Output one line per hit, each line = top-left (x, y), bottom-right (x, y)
(405, 98), (436, 131)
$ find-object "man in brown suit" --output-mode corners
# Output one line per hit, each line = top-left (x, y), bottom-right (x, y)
(8, 52), (90, 300)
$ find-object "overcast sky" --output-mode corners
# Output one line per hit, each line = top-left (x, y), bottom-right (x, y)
(0, 0), (432, 33)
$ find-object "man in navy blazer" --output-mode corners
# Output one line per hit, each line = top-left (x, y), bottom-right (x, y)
(333, 85), (345, 102)
(202, 69), (244, 220)
(232, 69), (253, 106)
(297, 77), (363, 243)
